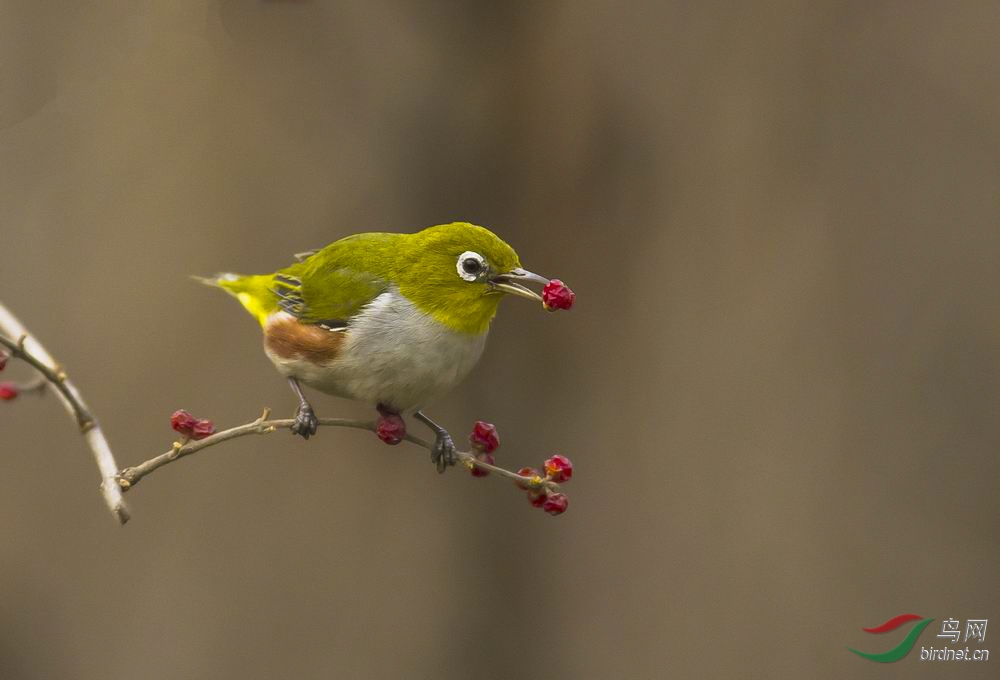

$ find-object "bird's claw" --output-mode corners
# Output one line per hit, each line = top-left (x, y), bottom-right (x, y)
(431, 430), (458, 473)
(291, 404), (318, 439)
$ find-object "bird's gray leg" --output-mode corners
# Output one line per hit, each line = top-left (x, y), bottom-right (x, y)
(288, 377), (319, 439)
(414, 411), (457, 473)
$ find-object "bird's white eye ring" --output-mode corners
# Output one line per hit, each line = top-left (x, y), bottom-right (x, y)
(457, 251), (487, 281)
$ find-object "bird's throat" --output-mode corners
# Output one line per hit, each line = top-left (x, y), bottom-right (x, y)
(397, 284), (501, 335)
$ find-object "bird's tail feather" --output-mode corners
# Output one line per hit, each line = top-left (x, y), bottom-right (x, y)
(193, 272), (275, 326)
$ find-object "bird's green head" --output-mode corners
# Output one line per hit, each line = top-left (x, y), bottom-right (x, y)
(395, 222), (553, 334)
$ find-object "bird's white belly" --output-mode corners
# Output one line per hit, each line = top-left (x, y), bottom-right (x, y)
(266, 289), (487, 412)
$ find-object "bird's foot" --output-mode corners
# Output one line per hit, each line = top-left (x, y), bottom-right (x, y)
(430, 429), (458, 473)
(291, 403), (319, 439)
(413, 410), (458, 473)
(376, 404), (406, 445)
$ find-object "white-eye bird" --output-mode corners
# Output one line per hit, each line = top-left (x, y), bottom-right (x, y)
(200, 222), (563, 471)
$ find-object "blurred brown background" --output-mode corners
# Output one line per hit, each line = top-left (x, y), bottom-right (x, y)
(1, 2), (998, 678)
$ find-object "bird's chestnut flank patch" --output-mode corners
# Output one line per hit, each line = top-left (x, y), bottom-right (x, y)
(542, 279), (575, 311)
(0, 381), (18, 401)
(0, 352), (8, 371)
(171, 409), (215, 440)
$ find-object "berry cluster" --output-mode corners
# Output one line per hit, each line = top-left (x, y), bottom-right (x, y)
(467, 422), (572, 514)
(515, 454), (573, 515)
(542, 279), (575, 311)
(170, 409), (216, 441)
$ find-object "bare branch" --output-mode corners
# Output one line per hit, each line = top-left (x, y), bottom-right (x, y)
(0, 303), (130, 524)
(116, 408), (558, 494)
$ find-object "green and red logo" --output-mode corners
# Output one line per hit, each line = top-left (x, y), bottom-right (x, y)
(846, 614), (935, 663)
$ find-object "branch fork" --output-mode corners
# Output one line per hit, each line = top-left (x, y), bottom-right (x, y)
(0, 303), (129, 523)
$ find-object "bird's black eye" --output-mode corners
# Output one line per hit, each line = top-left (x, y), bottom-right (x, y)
(456, 251), (487, 281)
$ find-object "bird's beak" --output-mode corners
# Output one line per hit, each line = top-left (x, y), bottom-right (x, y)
(489, 268), (550, 303)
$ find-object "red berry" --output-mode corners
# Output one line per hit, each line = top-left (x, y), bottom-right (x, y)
(171, 409), (197, 436)
(470, 452), (494, 477)
(376, 413), (406, 445)
(541, 279), (575, 311)
(0, 381), (18, 401)
(528, 490), (548, 508)
(542, 492), (569, 516)
(515, 467), (541, 490)
(469, 420), (500, 453)
(0, 352), (7, 371)
(544, 454), (573, 483)
(191, 419), (215, 440)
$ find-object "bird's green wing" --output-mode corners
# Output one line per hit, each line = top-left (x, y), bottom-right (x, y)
(274, 233), (398, 326)
(272, 267), (388, 327)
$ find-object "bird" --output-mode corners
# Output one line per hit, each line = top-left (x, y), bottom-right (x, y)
(198, 222), (566, 472)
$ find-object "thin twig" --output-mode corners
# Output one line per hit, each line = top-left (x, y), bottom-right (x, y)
(2, 375), (48, 394)
(0, 303), (130, 524)
(117, 408), (556, 493)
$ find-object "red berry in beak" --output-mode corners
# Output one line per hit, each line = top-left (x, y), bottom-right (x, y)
(543, 454), (573, 483)
(542, 492), (569, 515)
(469, 420), (500, 453)
(542, 279), (575, 311)
(191, 419), (216, 440)
(0, 381), (18, 400)
(171, 409), (198, 436)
